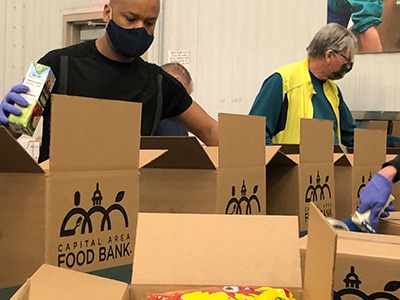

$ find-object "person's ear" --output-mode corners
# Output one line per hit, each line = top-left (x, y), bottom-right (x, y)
(325, 50), (334, 64)
(103, 3), (112, 23)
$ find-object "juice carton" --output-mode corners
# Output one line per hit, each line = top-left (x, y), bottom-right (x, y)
(9, 63), (56, 136)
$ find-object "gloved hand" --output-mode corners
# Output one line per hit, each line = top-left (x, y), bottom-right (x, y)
(0, 84), (29, 125)
(358, 172), (395, 230)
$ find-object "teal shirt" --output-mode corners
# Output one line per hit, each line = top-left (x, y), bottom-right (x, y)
(328, 0), (383, 33)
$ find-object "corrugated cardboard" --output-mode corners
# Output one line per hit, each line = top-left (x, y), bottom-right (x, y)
(334, 128), (387, 220)
(266, 119), (335, 233)
(301, 204), (400, 299)
(140, 113), (275, 215)
(130, 210), (336, 300)
(10, 264), (130, 300)
(9, 205), (338, 300)
(0, 95), (161, 289)
(378, 212), (400, 236)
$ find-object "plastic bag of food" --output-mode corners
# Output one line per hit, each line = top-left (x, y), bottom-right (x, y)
(146, 285), (296, 300)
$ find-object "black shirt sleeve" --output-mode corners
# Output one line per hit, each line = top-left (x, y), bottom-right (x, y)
(382, 154), (400, 183)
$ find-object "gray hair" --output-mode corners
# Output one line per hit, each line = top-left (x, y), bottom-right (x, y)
(307, 23), (357, 58)
(161, 62), (193, 93)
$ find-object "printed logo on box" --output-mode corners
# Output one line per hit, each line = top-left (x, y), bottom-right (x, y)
(334, 266), (400, 299)
(58, 183), (132, 268)
(304, 170), (333, 223)
(356, 173), (373, 209)
(225, 180), (261, 215)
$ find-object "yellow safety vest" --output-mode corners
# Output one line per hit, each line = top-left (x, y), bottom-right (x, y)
(272, 58), (341, 144)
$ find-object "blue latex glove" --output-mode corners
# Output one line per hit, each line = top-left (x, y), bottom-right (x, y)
(358, 173), (395, 230)
(0, 84), (29, 125)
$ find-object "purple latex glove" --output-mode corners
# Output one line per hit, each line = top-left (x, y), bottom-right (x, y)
(358, 173), (395, 230)
(0, 84), (29, 125)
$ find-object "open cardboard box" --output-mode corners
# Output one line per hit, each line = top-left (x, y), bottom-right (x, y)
(266, 119), (335, 233)
(12, 207), (333, 300)
(301, 207), (400, 299)
(334, 128), (387, 220)
(13, 203), (399, 300)
(139, 113), (281, 215)
(0, 95), (163, 289)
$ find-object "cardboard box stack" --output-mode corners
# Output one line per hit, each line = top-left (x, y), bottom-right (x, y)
(0, 95), (160, 290)
(334, 128), (387, 220)
(139, 113), (276, 215)
(266, 119), (335, 233)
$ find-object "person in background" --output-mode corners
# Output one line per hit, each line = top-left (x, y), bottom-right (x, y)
(327, 0), (383, 53)
(0, 0), (219, 163)
(153, 62), (193, 136)
(249, 23), (400, 148)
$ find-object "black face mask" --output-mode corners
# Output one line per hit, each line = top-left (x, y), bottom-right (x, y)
(106, 19), (154, 58)
(328, 53), (353, 80)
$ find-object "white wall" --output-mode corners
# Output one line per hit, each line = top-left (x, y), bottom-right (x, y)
(1, 0), (400, 123)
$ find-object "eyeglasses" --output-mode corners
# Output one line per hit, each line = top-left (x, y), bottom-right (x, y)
(339, 53), (352, 63)
(334, 52), (353, 71)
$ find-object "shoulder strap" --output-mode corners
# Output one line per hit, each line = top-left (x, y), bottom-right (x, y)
(58, 55), (69, 94)
(150, 74), (163, 135)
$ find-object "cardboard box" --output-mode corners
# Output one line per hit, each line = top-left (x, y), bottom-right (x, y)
(378, 212), (400, 236)
(334, 128), (387, 220)
(10, 264), (130, 300)
(301, 204), (400, 299)
(130, 210), (338, 300)
(266, 119), (335, 233)
(139, 113), (276, 215)
(11, 205), (340, 300)
(9, 63), (56, 136)
(358, 120), (389, 132)
(0, 94), (160, 289)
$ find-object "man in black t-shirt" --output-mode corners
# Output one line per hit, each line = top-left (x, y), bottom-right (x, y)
(0, 0), (219, 163)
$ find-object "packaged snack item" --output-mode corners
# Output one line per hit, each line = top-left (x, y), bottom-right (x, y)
(9, 63), (56, 136)
(146, 286), (296, 300)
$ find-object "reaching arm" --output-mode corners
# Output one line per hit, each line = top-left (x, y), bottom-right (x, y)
(172, 101), (219, 146)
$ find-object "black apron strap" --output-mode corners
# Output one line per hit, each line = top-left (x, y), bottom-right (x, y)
(150, 74), (163, 135)
(58, 56), (69, 94)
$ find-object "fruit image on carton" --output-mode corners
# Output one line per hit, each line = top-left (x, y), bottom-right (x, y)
(9, 62), (56, 136)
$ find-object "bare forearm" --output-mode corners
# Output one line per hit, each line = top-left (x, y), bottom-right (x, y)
(358, 27), (382, 53)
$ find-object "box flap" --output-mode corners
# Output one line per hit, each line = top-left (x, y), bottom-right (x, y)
(354, 128), (386, 166)
(50, 94), (141, 172)
(203, 146), (219, 167)
(265, 145), (282, 165)
(303, 203), (337, 300)
(334, 153), (353, 166)
(378, 212), (400, 236)
(0, 126), (44, 173)
(219, 113), (265, 168)
(300, 119), (333, 163)
(267, 151), (298, 166)
(336, 229), (400, 258)
(139, 149), (168, 168)
(280, 144), (300, 154)
(132, 213), (302, 288)
(140, 136), (216, 169)
(10, 264), (129, 300)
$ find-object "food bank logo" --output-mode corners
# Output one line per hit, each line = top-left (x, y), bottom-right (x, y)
(225, 180), (261, 215)
(304, 170), (331, 203)
(334, 266), (400, 299)
(60, 183), (129, 237)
